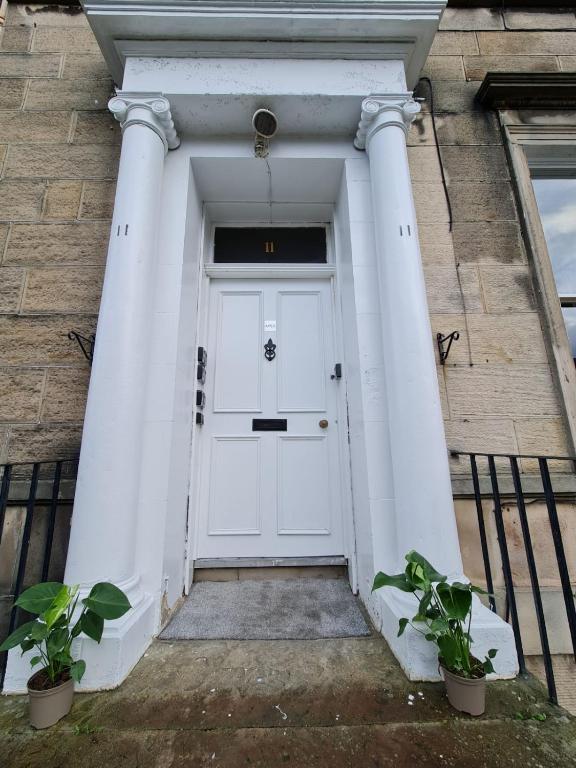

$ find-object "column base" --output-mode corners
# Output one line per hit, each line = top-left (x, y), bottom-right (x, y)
(372, 589), (519, 682)
(2, 592), (156, 694)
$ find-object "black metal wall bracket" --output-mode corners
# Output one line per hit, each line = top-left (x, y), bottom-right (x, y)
(68, 331), (95, 365)
(436, 331), (459, 365)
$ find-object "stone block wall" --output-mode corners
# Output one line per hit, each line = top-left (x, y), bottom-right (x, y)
(0, 3), (120, 463)
(409, 5), (576, 475)
(455, 495), (576, 657)
(1, 4), (575, 473)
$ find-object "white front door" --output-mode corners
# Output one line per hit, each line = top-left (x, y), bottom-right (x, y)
(196, 278), (345, 559)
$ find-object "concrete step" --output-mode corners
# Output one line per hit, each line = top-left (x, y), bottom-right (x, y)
(2, 718), (576, 768)
(60, 638), (558, 731)
(1, 637), (575, 768)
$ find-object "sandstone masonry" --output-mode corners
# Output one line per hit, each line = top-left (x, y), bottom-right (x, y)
(0, 3), (119, 462)
(409, 5), (576, 476)
(0, 3), (575, 475)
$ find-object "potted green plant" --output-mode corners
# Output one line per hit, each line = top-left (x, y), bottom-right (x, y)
(372, 550), (497, 716)
(0, 581), (131, 729)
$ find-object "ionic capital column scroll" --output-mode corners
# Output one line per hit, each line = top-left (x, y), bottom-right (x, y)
(109, 91), (180, 152)
(354, 93), (420, 150)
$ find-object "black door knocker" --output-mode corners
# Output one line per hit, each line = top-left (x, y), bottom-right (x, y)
(264, 338), (276, 361)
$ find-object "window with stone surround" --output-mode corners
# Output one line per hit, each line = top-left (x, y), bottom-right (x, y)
(496, 111), (576, 454)
(532, 177), (576, 363)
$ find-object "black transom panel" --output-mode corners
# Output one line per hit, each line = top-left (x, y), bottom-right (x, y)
(214, 227), (327, 263)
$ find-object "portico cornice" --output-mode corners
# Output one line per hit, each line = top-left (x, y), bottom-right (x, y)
(108, 91), (180, 151)
(354, 93), (421, 150)
(83, 1), (446, 17)
(81, 0), (445, 87)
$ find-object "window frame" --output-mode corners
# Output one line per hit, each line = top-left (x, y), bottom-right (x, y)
(501, 110), (576, 454)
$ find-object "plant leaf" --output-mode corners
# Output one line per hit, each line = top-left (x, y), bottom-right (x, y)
(14, 583), (64, 615)
(44, 585), (74, 630)
(0, 620), (36, 652)
(487, 648), (498, 659)
(20, 639), (35, 653)
(483, 657), (495, 675)
(437, 634), (462, 671)
(71, 617), (83, 638)
(81, 610), (104, 643)
(46, 627), (69, 657)
(405, 551), (447, 583)
(29, 621), (48, 642)
(70, 659), (86, 683)
(53, 650), (73, 662)
(429, 617), (450, 635)
(82, 583), (131, 620)
(418, 591), (433, 617)
(397, 618), (409, 637)
(52, 613), (68, 629)
(406, 562), (429, 591)
(372, 572), (415, 593)
(436, 582), (472, 621)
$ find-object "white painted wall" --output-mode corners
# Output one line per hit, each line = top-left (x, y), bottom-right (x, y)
(135, 155), (204, 620)
(121, 56), (407, 139)
(123, 57), (406, 96)
(334, 161), (399, 606)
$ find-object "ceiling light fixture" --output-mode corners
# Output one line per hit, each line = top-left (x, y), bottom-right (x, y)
(253, 108), (278, 158)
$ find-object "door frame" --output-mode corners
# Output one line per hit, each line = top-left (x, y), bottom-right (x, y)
(184, 219), (358, 591)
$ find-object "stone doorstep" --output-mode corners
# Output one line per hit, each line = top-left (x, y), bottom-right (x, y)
(1, 638), (575, 767)
(193, 565), (348, 581)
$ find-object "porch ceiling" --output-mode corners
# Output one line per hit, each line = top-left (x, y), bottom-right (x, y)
(191, 157), (344, 203)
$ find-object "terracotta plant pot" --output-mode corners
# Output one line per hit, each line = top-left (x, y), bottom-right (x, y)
(441, 665), (486, 716)
(27, 671), (74, 729)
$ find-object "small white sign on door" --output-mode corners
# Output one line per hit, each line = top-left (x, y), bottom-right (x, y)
(264, 320), (276, 332)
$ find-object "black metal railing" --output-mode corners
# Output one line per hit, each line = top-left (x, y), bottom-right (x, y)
(451, 450), (576, 704)
(0, 458), (78, 690)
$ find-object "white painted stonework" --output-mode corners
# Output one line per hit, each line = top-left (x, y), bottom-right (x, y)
(4, 0), (518, 691)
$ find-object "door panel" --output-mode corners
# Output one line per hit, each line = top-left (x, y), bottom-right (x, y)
(214, 291), (262, 412)
(277, 436), (331, 535)
(208, 437), (261, 535)
(197, 278), (344, 559)
(277, 291), (326, 412)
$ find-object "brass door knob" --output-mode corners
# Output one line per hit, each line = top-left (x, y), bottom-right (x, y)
(319, 419), (329, 429)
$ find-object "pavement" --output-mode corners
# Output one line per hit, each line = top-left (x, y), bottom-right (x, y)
(1, 636), (575, 767)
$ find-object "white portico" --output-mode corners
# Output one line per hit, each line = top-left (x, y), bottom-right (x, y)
(4, 0), (518, 691)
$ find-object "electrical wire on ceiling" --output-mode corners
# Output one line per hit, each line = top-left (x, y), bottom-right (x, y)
(252, 109), (278, 225)
(502, 0), (510, 31)
(264, 158), (273, 224)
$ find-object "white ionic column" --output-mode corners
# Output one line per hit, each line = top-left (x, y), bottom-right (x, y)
(4, 93), (180, 692)
(355, 94), (517, 680)
(62, 94), (179, 687)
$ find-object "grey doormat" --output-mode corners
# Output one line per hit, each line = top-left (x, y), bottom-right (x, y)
(160, 578), (371, 640)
